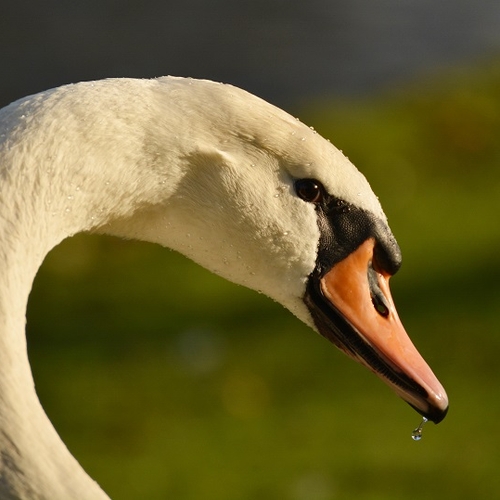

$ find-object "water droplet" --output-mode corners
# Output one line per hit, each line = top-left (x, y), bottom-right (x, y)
(64, 207), (71, 213)
(300, 137), (306, 141)
(411, 417), (428, 441)
(283, 231), (289, 236)
(67, 195), (74, 200)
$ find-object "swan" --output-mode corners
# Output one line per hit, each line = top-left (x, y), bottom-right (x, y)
(0, 76), (448, 499)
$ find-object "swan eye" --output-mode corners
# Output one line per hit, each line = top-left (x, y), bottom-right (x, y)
(295, 179), (324, 204)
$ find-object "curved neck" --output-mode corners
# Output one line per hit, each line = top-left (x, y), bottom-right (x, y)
(0, 85), (152, 499)
(0, 234), (110, 499)
(0, 78), (204, 499)
(0, 132), (115, 494)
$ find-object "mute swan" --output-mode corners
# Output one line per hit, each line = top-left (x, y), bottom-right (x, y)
(0, 77), (447, 499)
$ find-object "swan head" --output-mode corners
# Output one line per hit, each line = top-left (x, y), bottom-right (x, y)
(95, 78), (447, 424)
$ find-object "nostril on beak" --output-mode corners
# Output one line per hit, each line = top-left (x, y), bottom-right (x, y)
(368, 263), (390, 318)
(372, 294), (389, 317)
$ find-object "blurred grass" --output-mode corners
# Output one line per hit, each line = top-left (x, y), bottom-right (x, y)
(27, 60), (500, 499)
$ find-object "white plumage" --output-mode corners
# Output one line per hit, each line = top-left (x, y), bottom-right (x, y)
(0, 77), (447, 499)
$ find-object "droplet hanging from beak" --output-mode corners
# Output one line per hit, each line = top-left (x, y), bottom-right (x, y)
(411, 416), (428, 441)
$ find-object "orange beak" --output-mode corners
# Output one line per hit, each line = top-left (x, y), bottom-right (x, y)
(311, 238), (448, 423)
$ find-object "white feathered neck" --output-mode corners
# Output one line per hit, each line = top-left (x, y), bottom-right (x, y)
(0, 77), (384, 499)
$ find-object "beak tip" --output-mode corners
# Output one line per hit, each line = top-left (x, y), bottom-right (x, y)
(427, 386), (449, 424)
(411, 396), (449, 424)
(426, 406), (448, 425)
(428, 401), (449, 425)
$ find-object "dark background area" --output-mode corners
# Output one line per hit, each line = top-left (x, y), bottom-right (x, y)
(2, 0), (500, 108)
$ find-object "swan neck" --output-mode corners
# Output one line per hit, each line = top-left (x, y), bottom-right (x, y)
(0, 251), (109, 499)
(0, 171), (109, 497)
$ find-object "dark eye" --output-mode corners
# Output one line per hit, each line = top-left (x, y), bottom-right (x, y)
(294, 178), (324, 203)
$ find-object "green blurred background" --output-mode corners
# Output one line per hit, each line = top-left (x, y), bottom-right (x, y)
(3, 1), (500, 499)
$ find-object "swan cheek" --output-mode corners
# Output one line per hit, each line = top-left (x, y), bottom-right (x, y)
(309, 238), (448, 424)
